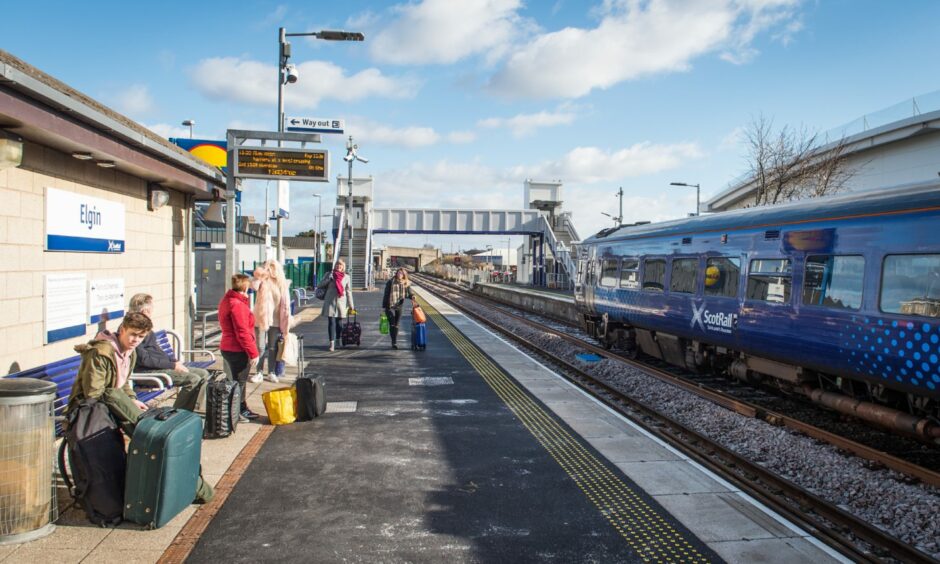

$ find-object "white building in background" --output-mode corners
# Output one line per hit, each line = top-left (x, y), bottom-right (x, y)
(707, 95), (940, 211)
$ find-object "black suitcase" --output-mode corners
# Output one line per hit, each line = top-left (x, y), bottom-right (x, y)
(203, 370), (240, 439)
(295, 373), (326, 421)
(341, 314), (361, 347)
(59, 398), (126, 527)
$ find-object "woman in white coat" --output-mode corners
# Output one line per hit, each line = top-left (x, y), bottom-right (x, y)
(318, 258), (355, 351)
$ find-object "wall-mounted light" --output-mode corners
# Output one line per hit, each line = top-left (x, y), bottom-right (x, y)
(147, 183), (171, 211)
(0, 130), (24, 170)
(71, 151), (94, 160)
(96, 160), (116, 168)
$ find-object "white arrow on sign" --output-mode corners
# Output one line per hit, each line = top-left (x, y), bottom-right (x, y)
(285, 116), (345, 134)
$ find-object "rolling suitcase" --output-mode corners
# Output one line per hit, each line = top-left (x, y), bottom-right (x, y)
(412, 321), (427, 351)
(203, 370), (240, 439)
(124, 408), (203, 529)
(295, 373), (327, 421)
(341, 313), (361, 347)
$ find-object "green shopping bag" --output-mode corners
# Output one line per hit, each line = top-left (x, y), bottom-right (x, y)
(379, 312), (390, 335)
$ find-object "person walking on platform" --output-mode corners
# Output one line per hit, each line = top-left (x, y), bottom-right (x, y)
(317, 258), (355, 351)
(127, 293), (209, 411)
(219, 273), (260, 421)
(382, 268), (413, 349)
(251, 263), (283, 383)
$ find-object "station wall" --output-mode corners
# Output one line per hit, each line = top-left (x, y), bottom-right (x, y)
(0, 141), (189, 375)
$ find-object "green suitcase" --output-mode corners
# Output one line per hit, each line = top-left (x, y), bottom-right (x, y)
(124, 408), (202, 529)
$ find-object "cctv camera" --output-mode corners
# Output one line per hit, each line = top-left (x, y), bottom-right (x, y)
(285, 64), (299, 84)
(343, 154), (354, 162)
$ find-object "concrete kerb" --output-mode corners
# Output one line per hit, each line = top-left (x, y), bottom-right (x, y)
(0, 306), (323, 564)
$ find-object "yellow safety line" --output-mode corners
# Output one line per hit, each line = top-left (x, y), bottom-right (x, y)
(414, 293), (711, 563)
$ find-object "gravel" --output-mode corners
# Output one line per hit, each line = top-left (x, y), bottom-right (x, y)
(429, 283), (940, 559)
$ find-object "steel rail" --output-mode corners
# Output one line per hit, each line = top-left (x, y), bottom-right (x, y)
(414, 274), (939, 564)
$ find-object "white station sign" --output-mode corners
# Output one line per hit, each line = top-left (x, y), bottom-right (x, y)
(285, 116), (345, 135)
(45, 187), (125, 253)
(88, 278), (125, 325)
(44, 273), (87, 343)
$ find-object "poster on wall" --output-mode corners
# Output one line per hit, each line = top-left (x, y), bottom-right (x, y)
(45, 187), (126, 253)
(89, 278), (125, 325)
(44, 273), (87, 344)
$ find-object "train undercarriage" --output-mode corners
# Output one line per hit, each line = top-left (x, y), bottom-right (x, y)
(581, 313), (940, 442)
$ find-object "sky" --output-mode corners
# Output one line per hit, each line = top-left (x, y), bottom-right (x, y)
(4, 0), (940, 253)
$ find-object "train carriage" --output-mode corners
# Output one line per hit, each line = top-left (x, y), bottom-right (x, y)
(575, 181), (940, 426)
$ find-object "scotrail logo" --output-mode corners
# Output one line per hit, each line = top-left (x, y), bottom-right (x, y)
(107, 240), (122, 252)
(691, 303), (737, 334)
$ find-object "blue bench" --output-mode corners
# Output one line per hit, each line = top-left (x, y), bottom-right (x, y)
(6, 329), (215, 434)
(148, 329), (216, 371)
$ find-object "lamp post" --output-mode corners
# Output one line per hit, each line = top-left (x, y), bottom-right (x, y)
(276, 27), (364, 264)
(181, 119), (195, 139)
(670, 182), (701, 216)
(344, 136), (368, 284)
(312, 193), (322, 283)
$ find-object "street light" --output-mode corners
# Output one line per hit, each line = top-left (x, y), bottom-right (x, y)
(670, 182), (701, 216)
(312, 193), (322, 283)
(181, 119), (195, 139)
(276, 26), (364, 263)
(344, 136), (369, 281)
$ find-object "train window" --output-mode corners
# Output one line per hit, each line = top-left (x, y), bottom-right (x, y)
(670, 259), (698, 294)
(600, 259), (619, 287)
(705, 257), (740, 298)
(620, 258), (639, 289)
(880, 254), (940, 318)
(746, 258), (791, 303)
(642, 259), (666, 291)
(802, 255), (864, 310)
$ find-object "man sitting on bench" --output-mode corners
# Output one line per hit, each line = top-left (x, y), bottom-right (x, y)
(67, 312), (152, 435)
(128, 293), (208, 412)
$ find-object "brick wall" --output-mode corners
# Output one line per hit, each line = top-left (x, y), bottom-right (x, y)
(0, 141), (190, 374)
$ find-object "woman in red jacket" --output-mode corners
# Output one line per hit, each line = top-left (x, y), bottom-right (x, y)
(219, 273), (260, 421)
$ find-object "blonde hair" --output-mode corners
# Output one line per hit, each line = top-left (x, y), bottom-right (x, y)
(395, 269), (410, 285)
(128, 293), (153, 314)
(263, 259), (289, 305)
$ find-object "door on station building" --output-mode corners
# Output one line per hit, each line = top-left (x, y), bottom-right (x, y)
(195, 248), (233, 310)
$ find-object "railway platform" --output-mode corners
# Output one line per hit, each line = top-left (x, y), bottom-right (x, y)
(183, 287), (843, 563)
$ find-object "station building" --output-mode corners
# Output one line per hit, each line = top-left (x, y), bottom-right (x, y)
(0, 50), (224, 374)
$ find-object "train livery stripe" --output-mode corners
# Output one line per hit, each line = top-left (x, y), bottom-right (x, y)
(415, 294), (712, 563)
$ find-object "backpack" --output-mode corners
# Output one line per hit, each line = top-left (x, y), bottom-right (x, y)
(58, 399), (126, 527)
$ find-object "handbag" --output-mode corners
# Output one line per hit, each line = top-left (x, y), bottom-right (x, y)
(412, 302), (427, 324)
(315, 274), (332, 300)
(261, 387), (297, 425)
(277, 333), (299, 367)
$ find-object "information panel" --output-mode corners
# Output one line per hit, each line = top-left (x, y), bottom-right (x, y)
(234, 147), (329, 182)
(44, 273), (87, 344)
(89, 278), (125, 324)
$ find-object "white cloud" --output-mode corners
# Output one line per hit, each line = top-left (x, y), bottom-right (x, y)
(368, 0), (532, 65)
(489, 0), (802, 98)
(348, 121), (441, 148)
(447, 130), (477, 144)
(114, 84), (154, 116)
(478, 109), (576, 137)
(189, 57), (418, 108)
(514, 142), (703, 184)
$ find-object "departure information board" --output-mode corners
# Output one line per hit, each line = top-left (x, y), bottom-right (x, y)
(234, 147), (329, 181)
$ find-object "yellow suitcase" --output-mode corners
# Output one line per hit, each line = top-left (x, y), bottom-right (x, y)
(262, 387), (297, 425)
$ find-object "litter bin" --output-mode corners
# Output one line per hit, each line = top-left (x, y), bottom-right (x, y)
(0, 379), (57, 544)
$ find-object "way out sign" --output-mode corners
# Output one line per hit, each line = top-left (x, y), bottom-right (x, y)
(285, 117), (345, 135)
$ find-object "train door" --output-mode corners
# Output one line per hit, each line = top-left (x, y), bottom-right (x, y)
(574, 247), (598, 313)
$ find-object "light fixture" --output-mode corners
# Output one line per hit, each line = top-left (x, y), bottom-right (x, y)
(181, 119), (195, 139)
(0, 130), (24, 170)
(71, 151), (94, 160)
(147, 183), (171, 211)
(96, 160), (116, 168)
(204, 201), (225, 224)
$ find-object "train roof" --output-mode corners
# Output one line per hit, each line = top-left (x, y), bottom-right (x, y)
(582, 180), (940, 245)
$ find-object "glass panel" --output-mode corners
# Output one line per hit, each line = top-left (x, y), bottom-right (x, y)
(642, 259), (665, 291)
(705, 257), (740, 298)
(600, 259), (619, 287)
(670, 259), (697, 293)
(620, 258), (639, 289)
(881, 254), (940, 317)
(747, 258), (791, 303)
(802, 255), (864, 310)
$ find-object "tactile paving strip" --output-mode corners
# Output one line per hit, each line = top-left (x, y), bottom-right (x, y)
(414, 293), (713, 563)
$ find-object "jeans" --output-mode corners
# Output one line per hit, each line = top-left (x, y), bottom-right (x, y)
(142, 367), (209, 411)
(327, 316), (343, 342)
(385, 307), (403, 344)
(221, 350), (250, 409)
(256, 326), (282, 374)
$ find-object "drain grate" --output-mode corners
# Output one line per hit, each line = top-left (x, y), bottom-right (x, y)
(408, 377), (454, 386)
(327, 401), (358, 413)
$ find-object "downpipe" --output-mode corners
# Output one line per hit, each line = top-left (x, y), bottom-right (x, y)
(802, 385), (940, 442)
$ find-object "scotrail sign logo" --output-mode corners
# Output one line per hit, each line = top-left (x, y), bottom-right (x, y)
(46, 187), (125, 253)
(691, 302), (738, 334)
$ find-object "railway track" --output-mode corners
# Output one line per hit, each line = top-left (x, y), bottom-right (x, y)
(413, 273), (940, 563)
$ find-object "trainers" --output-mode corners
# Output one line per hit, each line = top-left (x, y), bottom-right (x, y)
(238, 412), (250, 423)
(240, 408), (259, 420)
(392, 343), (398, 349)
(248, 373), (263, 384)
(329, 342), (335, 352)
(265, 373), (280, 383)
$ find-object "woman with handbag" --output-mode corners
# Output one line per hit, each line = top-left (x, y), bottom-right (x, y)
(317, 258), (355, 351)
(381, 268), (413, 349)
(258, 260), (292, 383)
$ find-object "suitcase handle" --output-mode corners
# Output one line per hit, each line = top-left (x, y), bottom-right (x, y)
(156, 408), (179, 421)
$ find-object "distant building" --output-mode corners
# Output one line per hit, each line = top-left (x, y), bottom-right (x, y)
(707, 97), (940, 211)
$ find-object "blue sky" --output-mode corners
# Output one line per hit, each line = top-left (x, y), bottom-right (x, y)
(5, 0), (940, 252)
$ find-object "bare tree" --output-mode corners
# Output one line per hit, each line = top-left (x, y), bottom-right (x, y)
(744, 114), (856, 206)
